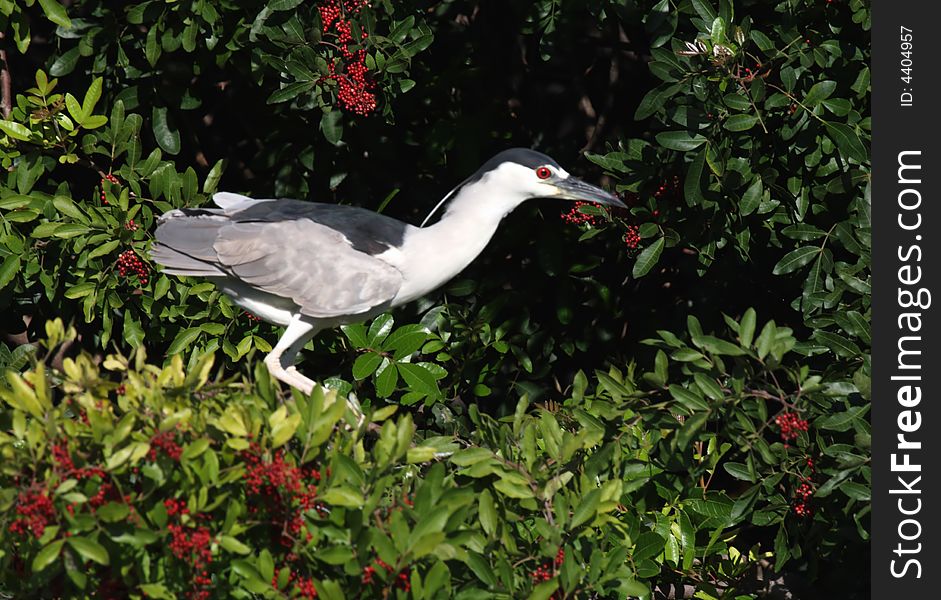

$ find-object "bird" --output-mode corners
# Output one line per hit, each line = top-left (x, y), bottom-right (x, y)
(151, 148), (625, 415)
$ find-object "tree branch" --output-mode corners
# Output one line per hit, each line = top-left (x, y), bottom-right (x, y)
(0, 31), (12, 119)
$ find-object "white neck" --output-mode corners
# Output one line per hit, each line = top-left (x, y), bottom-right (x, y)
(385, 176), (529, 306)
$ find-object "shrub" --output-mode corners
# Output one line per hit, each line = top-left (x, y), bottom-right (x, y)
(1, 0), (870, 598)
(1, 314), (868, 598)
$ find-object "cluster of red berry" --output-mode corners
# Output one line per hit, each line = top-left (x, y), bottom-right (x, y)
(100, 173), (120, 205)
(530, 548), (565, 584)
(775, 411), (809, 444)
(293, 575), (318, 598)
(271, 568), (317, 598)
(242, 445), (321, 547)
(623, 225), (641, 249)
(793, 481), (815, 518)
(244, 311), (262, 322)
(792, 456), (817, 517)
(88, 481), (116, 510)
(52, 440), (113, 516)
(363, 558), (411, 591)
(560, 201), (604, 226)
(117, 249), (149, 286)
(165, 498), (214, 600)
(148, 429), (183, 462)
(319, 1), (377, 116)
(52, 441), (105, 481)
(124, 219), (138, 231)
(8, 489), (56, 539)
(653, 175), (681, 201)
(737, 63), (763, 83)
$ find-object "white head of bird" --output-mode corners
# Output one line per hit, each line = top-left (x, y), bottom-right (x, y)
(151, 148), (624, 419)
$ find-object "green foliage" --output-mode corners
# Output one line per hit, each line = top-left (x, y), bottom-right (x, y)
(1, 314), (867, 597)
(1, 0), (870, 597)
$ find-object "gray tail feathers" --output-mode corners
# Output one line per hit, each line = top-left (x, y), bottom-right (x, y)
(151, 210), (229, 277)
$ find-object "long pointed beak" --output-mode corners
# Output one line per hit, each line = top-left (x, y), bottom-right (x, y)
(554, 177), (626, 208)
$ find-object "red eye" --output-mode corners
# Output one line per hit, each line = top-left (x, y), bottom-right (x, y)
(535, 166), (552, 180)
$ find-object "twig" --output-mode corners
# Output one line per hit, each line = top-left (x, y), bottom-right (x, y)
(0, 31), (12, 119)
(580, 22), (622, 154)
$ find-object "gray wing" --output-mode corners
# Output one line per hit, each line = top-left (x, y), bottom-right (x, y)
(212, 219), (403, 319)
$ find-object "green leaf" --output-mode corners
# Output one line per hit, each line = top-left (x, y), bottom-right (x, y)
(268, 0), (305, 10)
(341, 323), (369, 348)
(320, 111), (343, 146)
(824, 122), (868, 163)
(529, 580), (560, 600)
(367, 314), (394, 347)
(805, 80), (837, 106)
(65, 93), (85, 122)
(632, 237), (664, 278)
(669, 385), (709, 412)
(635, 83), (682, 120)
(723, 462), (755, 482)
(375, 361), (398, 397)
(50, 47), (80, 76)
(204, 159), (226, 195)
(813, 331), (862, 358)
(32, 540), (65, 572)
(698, 335), (747, 356)
(352, 352), (383, 380)
(655, 130), (708, 151)
(739, 178), (762, 216)
(632, 531), (666, 561)
(220, 535), (252, 555)
(167, 327), (202, 355)
(383, 324), (428, 359)
(693, 373), (724, 400)
(38, 0), (72, 28)
(138, 584), (174, 600)
(123, 315), (145, 349)
(398, 363), (440, 399)
(493, 477), (533, 499)
(271, 413), (301, 447)
(464, 552), (497, 587)
(691, 0), (718, 22)
(676, 412), (709, 449)
(87, 239), (120, 260)
(570, 488), (601, 528)
(723, 114), (758, 131)
(96, 502), (130, 522)
(0, 120), (31, 141)
(684, 148), (706, 206)
(152, 106), (181, 155)
(67, 536), (110, 565)
(772, 247), (819, 275)
(319, 486), (364, 508)
(722, 93), (752, 111)
(0, 255), (21, 291)
(145, 25), (161, 66)
(478, 488), (498, 536)
(53, 196), (87, 221)
(82, 78), (103, 118)
(267, 81), (315, 104)
(781, 224), (826, 241)
(739, 308), (757, 348)
(815, 405), (869, 432)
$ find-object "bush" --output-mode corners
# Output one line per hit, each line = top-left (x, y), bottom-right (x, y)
(1, 314), (867, 598)
(1, 0), (870, 598)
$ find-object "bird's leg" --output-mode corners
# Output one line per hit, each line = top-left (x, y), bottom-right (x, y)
(263, 316), (364, 425)
(264, 317), (319, 394)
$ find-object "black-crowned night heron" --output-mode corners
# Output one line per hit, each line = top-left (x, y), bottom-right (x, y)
(152, 148), (624, 410)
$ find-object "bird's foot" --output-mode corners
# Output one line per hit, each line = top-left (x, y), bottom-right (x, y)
(266, 362), (364, 427)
